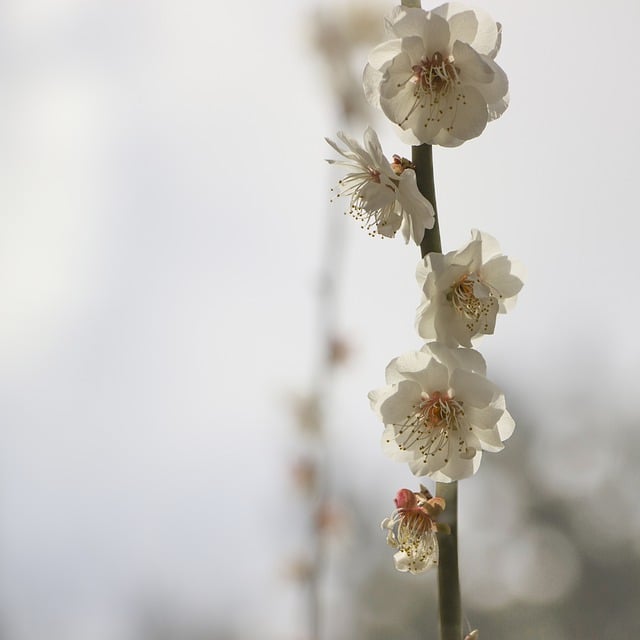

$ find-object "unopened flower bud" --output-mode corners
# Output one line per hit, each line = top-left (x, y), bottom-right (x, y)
(390, 154), (415, 176)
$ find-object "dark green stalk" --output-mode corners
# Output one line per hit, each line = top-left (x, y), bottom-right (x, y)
(412, 141), (461, 640)
(412, 144), (441, 258)
(435, 481), (461, 640)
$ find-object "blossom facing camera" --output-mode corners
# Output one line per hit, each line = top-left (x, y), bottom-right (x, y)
(415, 229), (524, 347)
(326, 127), (435, 244)
(381, 486), (448, 574)
(369, 342), (515, 481)
(363, 3), (509, 147)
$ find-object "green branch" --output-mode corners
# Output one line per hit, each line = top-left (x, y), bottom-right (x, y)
(412, 141), (461, 640)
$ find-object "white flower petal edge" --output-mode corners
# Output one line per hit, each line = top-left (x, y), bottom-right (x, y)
(363, 3), (509, 147)
(369, 342), (514, 482)
(326, 127), (435, 244)
(416, 229), (524, 347)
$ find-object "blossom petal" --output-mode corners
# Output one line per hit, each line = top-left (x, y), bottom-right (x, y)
(396, 169), (436, 235)
(496, 408), (515, 441)
(465, 403), (502, 430)
(482, 255), (524, 298)
(362, 126), (387, 167)
(473, 13), (502, 57)
(359, 181), (396, 211)
(381, 424), (413, 460)
(401, 35), (428, 66)
(377, 212), (403, 238)
(387, 7), (428, 38)
(434, 305), (471, 347)
(440, 453), (478, 480)
(453, 237), (482, 271)
(367, 38), (404, 70)
(446, 9), (479, 48)
(450, 368), (498, 408)
(452, 41), (494, 84)
(386, 350), (433, 384)
(450, 345), (487, 375)
(379, 379), (423, 425)
(416, 297), (437, 339)
(473, 426), (506, 452)
(421, 13), (451, 57)
(432, 3), (501, 55)
(369, 383), (397, 413)
(480, 58), (509, 120)
(448, 84), (489, 142)
(409, 444), (448, 475)
(471, 229), (500, 260)
(430, 450), (481, 482)
(363, 64), (384, 109)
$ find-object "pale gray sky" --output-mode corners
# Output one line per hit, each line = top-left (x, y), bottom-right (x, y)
(1, 0), (639, 638)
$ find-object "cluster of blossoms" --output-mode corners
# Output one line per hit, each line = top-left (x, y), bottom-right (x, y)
(326, 2), (521, 576)
(369, 230), (522, 573)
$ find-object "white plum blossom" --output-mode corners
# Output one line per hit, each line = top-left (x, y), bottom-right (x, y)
(381, 486), (447, 574)
(363, 3), (509, 147)
(416, 229), (524, 347)
(326, 127), (435, 244)
(369, 342), (515, 482)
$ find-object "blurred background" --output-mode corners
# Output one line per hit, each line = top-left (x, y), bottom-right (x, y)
(1, 0), (639, 638)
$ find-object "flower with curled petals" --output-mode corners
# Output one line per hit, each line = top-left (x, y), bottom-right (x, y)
(416, 229), (524, 347)
(326, 127), (435, 243)
(363, 3), (509, 147)
(381, 486), (448, 574)
(369, 342), (515, 481)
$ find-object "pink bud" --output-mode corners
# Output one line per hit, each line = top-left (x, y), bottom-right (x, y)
(394, 488), (417, 510)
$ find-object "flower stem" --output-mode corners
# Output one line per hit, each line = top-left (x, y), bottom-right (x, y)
(412, 141), (461, 640)
(401, 4), (458, 636)
(435, 481), (461, 640)
(412, 144), (442, 257)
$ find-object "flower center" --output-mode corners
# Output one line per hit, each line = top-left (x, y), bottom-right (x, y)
(398, 507), (432, 537)
(333, 166), (397, 236)
(394, 391), (468, 464)
(417, 391), (463, 431)
(448, 274), (498, 334)
(396, 51), (465, 132)
(411, 52), (459, 99)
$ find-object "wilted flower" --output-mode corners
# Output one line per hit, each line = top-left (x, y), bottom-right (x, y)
(416, 229), (524, 347)
(381, 486), (448, 574)
(326, 127), (435, 243)
(369, 342), (514, 481)
(363, 3), (508, 146)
